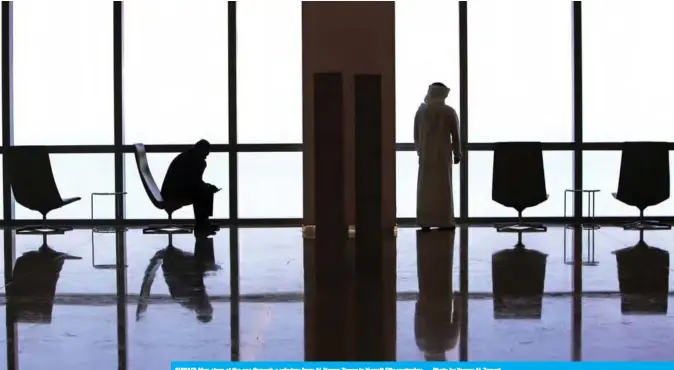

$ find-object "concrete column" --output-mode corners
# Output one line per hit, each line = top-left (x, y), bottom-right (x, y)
(302, 1), (396, 361)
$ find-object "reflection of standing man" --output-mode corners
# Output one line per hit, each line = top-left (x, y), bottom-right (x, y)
(414, 83), (462, 231)
(415, 229), (462, 361)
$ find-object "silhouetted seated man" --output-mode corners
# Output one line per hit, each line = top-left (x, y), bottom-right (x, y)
(162, 139), (220, 237)
(137, 242), (215, 323)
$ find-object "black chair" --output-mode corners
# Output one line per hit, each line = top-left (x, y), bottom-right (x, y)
(133, 144), (192, 235)
(613, 142), (671, 230)
(7, 146), (81, 234)
(492, 142), (548, 232)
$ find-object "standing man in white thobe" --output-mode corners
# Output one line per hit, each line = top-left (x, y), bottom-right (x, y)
(414, 82), (462, 231)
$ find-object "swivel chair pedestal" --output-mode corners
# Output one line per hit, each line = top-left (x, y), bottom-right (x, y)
(619, 209), (671, 231)
(143, 211), (192, 235)
(495, 210), (547, 233)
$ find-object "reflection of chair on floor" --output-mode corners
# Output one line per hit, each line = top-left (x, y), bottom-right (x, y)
(492, 142), (548, 233)
(613, 142), (671, 230)
(415, 229), (461, 361)
(8, 146), (81, 234)
(133, 144), (192, 235)
(136, 237), (219, 323)
(6, 242), (81, 324)
(492, 231), (547, 319)
(613, 231), (669, 315)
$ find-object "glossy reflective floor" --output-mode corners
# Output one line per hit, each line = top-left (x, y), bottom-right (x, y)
(1, 225), (673, 369)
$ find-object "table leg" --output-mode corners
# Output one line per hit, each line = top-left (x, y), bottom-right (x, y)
(588, 192), (599, 263)
(564, 191), (568, 219)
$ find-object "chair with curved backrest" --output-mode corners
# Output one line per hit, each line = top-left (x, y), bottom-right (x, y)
(7, 146), (81, 234)
(613, 142), (671, 230)
(492, 142), (548, 232)
(133, 144), (192, 234)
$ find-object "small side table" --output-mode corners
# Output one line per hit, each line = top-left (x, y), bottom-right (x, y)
(563, 189), (600, 266)
(564, 189), (600, 230)
(91, 192), (128, 269)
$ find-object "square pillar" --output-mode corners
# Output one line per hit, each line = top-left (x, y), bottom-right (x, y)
(302, 1), (396, 361)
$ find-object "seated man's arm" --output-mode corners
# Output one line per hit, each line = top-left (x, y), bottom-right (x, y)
(197, 159), (219, 192)
(182, 158), (207, 190)
(196, 159), (207, 186)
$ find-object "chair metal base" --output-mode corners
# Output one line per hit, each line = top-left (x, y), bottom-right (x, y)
(622, 220), (671, 231)
(16, 225), (73, 235)
(495, 222), (547, 233)
(142, 225), (193, 235)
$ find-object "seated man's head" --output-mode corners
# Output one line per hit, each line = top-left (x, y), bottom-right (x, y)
(194, 139), (211, 158)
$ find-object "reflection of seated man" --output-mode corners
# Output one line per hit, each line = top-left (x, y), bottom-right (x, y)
(162, 139), (220, 237)
(137, 244), (213, 323)
(7, 245), (80, 324)
(415, 229), (462, 361)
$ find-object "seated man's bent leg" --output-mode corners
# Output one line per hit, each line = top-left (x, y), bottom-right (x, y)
(193, 185), (216, 232)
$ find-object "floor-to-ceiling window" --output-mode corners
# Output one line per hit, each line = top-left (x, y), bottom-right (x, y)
(583, 0), (674, 217)
(394, 0), (462, 361)
(2, 1), (673, 367)
(465, 0), (575, 361)
(10, 2), (119, 368)
(236, 0), (304, 361)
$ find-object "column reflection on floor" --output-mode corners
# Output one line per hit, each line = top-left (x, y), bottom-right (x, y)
(572, 224), (582, 362)
(115, 227), (128, 370)
(3, 226), (17, 370)
(459, 226), (469, 361)
(229, 226), (240, 362)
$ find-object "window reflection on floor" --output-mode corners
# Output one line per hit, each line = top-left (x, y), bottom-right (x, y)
(2, 225), (673, 363)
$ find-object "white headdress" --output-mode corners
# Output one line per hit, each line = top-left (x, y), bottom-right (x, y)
(423, 83), (450, 106)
